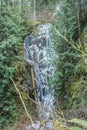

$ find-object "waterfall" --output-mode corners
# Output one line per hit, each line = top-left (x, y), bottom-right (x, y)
(24, 23), (55, 130)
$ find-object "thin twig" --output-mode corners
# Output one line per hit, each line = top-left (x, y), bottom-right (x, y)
(10, 77), (34, 124)
(54, 26), (87, 56)
(28, 96), (39, 106)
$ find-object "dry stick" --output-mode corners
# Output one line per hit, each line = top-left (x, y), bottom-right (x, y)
(10, 77), (34, 124)
(31, 66), (37, 101)
(28, 96), (39, 106)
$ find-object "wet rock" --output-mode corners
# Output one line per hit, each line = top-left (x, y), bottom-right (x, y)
(39, 52), (43, 60)
(26, 120), (53, 130)
(24, 24), (56, 130)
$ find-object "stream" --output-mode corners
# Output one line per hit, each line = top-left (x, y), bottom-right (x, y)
(24, 23), (56, 130)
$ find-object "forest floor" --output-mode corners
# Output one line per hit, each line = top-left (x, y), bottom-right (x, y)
(9, 106), (87, 130)
(9, 114), (31, 130)
(63, 105), (87, 120)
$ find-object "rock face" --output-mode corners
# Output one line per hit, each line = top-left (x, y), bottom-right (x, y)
(24, 24), (56, 130)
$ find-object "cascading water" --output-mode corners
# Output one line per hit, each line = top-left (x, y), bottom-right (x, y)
(24, 23), (55, 130)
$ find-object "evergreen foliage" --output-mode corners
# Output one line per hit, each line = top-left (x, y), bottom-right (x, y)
(0, 1), (26, 128)
(36, 0), (58, 10)
(53, 0), (87, 108)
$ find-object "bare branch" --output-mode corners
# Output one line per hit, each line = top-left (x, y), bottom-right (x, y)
(10, 77), (34, 124)
(54, 26), (87, 57)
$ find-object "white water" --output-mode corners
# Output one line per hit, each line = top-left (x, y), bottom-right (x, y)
(24, 24), (55, 130)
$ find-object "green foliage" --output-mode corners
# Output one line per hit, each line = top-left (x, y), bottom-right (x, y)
(0, 1), (27, 128)
(53, 0), (78, 104)
(52, 0), (87, 108)
(69, 118), (87, 129)
(70, 127), (82, 130)
(36, 0), (58, 10)
(53, 118), (87, 130)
